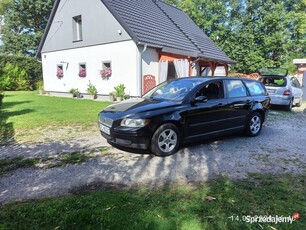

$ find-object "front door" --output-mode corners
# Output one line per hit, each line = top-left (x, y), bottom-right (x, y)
(184, 80), (228, 142)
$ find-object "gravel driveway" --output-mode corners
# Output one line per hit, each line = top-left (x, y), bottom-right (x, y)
(1, 105), (306, 205)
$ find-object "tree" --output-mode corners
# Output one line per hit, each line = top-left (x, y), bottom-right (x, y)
(282, 0), (306, 73)
(0, 0), (12, 15)
(1, 0), (54, 56)
(165, 0), (229, 39)
(163, 0), (305, 74)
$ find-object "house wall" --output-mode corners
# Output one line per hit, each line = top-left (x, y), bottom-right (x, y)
(202, 66), (226, 76)
(41, 40), (139, 96)
(42, 0), (131, 53)
(297, 64), (306, 85)
(142, 47), (159, 83)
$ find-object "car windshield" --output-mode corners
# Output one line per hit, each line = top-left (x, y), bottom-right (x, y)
(259, 76), (287, 87)
(258, 67), (288, 77)
(143, 78), (203, 101)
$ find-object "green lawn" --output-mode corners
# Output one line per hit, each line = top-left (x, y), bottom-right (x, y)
(0, 91), (111, 144)
(0, 174), (305, 230)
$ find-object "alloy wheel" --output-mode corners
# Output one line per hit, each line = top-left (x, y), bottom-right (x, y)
(157, 129), (178, 153)
(250, 115), (261, 135)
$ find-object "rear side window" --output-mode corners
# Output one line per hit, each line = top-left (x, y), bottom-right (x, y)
(225, 80), (247, 98)
(260, 77), (287, 87)
(244, 81), (267, 96)
(291, 77), (301, 88)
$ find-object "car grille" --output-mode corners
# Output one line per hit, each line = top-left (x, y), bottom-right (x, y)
(99, 115), (113, 127)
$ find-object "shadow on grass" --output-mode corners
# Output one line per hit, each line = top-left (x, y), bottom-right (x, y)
(1, 101), (32, 109)
(1, 174), (305, 230)
(0, 99), (34, 145)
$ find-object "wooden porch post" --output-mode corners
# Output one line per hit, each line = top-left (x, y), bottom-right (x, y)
(208, 62), (217, 76)
(224, 64), (229, 76)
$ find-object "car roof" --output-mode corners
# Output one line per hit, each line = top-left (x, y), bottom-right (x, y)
(175, 76), (258, 82)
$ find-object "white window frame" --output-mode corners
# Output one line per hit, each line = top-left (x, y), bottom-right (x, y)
(73, 15), (83, 42)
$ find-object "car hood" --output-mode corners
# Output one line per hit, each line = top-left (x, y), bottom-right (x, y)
(102, 98), (179, 117)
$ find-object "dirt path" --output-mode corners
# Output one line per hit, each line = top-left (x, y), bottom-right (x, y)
(1, 106), (306, 205)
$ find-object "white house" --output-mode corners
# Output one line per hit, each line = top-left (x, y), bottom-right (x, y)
(37, 0), (236, 99)
(293, 59), (306, 100)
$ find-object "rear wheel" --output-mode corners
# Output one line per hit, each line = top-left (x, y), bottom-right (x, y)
(245, 112), (262, 137)
(150, 123), (180, 157)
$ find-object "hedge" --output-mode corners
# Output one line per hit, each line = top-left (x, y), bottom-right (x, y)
(0, 55), (42, 91)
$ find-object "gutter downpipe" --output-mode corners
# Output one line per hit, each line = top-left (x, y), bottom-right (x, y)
(138, 43), (147, 97)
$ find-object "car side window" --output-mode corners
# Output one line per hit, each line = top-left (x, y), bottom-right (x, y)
(244, 80), (266, 96)
(225, 80), (247, 98)
(291, 77), (301, 88)
(195, 81), (224, 100)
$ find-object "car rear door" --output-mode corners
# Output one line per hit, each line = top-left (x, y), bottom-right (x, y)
(290, 77), (303, 102)
(223, 79), (253, 130)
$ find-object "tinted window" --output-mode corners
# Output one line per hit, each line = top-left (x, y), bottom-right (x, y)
(225, 80), (247, 98)
(244, 81), (266, 96)
(195, 81), (224, 99)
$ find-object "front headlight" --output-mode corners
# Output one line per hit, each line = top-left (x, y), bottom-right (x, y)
(120, 118), (150, 127)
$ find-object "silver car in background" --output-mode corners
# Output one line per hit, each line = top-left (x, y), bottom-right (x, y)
(258, 67), (303, 111)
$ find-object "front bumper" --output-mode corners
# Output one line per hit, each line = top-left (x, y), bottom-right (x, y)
(99, 122), (151, 149)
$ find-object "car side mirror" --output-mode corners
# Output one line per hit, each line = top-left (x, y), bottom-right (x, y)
(194, 96), (208, 103)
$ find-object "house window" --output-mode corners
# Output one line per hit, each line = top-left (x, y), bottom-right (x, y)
(78, 63), (86, 77)
(56, 65), (64, 78)
(73, 15), (83, 41)
(100, 61), (112, 79)
(102, 61), (111, 70)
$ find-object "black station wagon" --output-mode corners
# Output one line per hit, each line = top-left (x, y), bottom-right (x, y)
(98, 77), (270, 156)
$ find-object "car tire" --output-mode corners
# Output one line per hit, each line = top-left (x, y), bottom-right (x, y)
(286, 99), (293, 111)
(150, 123), (180, 157)
(296, 99), (302, 107)
(245, 112), (262, 137)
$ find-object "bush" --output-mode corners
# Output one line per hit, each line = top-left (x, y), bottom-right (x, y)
(87, 81), (98, 95)
(114, 84), (126, 98)
(0, 55), (42, 90)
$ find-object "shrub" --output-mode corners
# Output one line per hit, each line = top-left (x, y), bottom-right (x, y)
(1, 63), (30, 90)
(0, 55), (42, 90)
(114, 84), (126, 98)
(87, 81), (98, 95)
(69, 88), (79, 97)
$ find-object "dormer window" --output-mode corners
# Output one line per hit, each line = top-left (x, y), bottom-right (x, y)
(73, 15), (83, 42)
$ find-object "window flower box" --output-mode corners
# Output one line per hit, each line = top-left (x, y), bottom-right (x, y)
(79, 68), (87, 77)
(100, 68), (112, 79)
(56, 67), (64, 78)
